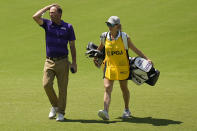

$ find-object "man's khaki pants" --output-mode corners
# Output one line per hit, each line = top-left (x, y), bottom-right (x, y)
(43, 58), (69, 115)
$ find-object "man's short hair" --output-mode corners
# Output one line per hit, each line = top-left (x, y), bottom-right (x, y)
(53, 5), (62, 14)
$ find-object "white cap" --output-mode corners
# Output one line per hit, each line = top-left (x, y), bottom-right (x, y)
(106, 16), (120, 25)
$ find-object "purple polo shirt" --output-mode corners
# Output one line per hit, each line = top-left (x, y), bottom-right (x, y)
(40, 18), (76, 57)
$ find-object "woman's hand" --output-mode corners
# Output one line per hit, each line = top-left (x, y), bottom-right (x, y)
(93, 58), (101, 68)
(147, 59), (154, 66)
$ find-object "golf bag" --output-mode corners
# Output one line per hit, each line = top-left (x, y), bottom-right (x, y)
(129, 57), (160, 86)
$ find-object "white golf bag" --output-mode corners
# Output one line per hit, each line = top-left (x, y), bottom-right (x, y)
(129, 57), (160, 86)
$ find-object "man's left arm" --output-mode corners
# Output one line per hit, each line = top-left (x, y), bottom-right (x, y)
(69, 40), (77, 73)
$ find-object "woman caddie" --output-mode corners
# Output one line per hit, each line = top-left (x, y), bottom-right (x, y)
(95, 16), (152, 120)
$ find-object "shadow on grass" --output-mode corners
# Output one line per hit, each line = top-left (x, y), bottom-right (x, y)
(60, 119), (119, 124)
(58, 116), (182, 126)
(116, 116), (183, 126)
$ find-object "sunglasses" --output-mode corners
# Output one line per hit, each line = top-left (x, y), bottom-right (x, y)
(106, 23), (117, 28)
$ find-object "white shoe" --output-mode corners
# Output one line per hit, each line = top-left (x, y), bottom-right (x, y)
(48, 107), (58, 119)
(98, 110), (109, 120)
(122, 109), (131, 118)
(56, 113), (65, 121)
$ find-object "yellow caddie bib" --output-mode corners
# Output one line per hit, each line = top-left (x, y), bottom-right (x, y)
(103, 36), (129, 80)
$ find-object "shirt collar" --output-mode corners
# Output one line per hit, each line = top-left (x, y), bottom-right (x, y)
(107, 31), (121, 41)
(51, 20), (63, 26)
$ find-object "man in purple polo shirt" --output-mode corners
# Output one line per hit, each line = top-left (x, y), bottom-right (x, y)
(33, 4), (77, 121)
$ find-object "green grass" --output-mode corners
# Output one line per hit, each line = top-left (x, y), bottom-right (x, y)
(0, 0), (197, 130)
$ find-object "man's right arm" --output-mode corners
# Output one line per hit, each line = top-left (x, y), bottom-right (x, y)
(32, 4), (54, 25)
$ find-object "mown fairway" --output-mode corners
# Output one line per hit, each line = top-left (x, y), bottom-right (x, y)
(0, 0), (197, 130)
